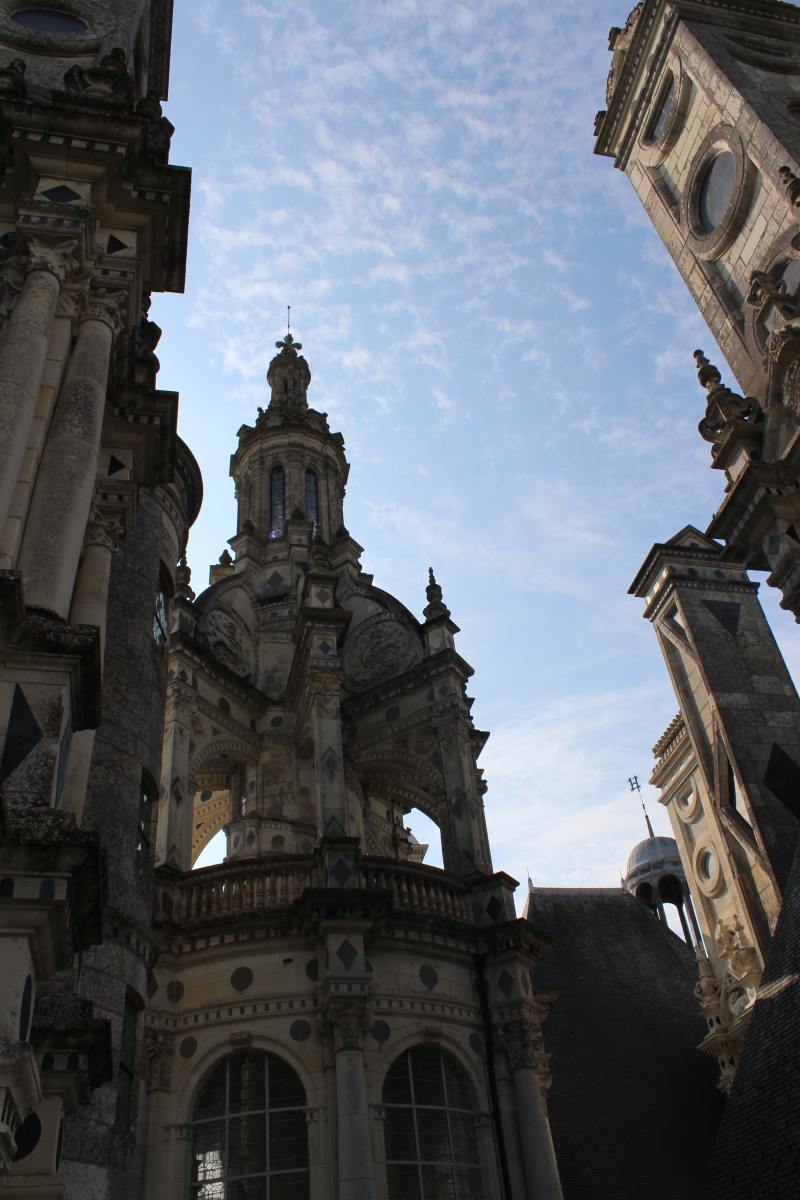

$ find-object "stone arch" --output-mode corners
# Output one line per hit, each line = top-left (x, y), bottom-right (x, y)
(188, 737), (260, 865)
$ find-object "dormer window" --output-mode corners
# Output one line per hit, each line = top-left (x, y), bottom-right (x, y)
(269, 465), (285, 538)
(305, 469), (319, 524)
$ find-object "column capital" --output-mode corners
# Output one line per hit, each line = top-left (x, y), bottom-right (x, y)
(24, 235), (78, 283)
(495, 1015), (550, 1088)
(82, 285), (127, 335)
(56, 272), (92, 320)
(83, 505), (121, 553)
(320, 996), (373, 1053)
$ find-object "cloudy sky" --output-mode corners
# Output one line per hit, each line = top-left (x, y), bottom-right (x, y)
(161, 0), (800, 896)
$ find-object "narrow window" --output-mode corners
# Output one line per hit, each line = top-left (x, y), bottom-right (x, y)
(269, 466), (286, 538)
(116, 989), (141, 1132)
(384, 1045), (482, 1199)
(305, 469), (319, 525)
(190, 1050), (309, 1197)
(137, 771), (157, 858)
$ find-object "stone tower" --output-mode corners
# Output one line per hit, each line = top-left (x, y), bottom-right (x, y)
(0, 3), (196, 1198)
(145, 332), (563, 1200)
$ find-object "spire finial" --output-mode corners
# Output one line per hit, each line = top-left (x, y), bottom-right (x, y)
(423, 565), (450, 620)
(629, 775), (655, 838)
(694, 349), (722, 393)
(287, 304), (291, 335)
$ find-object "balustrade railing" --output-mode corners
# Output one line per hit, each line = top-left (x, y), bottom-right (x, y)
(155, 855), (470, 927)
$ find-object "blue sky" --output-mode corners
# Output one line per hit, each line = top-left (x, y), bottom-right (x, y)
(161, 0), (800, 892)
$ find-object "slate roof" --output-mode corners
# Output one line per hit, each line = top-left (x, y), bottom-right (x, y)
(526, 886), (722, 1200)
(705, 842), (800, 1199)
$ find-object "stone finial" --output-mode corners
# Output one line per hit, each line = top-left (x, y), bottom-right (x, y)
(176, 554), (195, 601)
(218, 549), (232, 566)
(780, 165), (800, 213)
(424, 567), (450, 621)
(694, 349), (759, 447)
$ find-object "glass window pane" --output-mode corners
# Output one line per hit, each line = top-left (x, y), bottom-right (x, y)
(442, 1061), (472, 1111)
(410, 1047), (446, 1106)
(268, 1057), (306, 1109)
(192, 1121), (225, 1184)
(269, 1109), (308, 1170)
(647, 74), (674, 142)
(12, 9), (88, 32)
(449, 1114), (478, 1166)
(387, 1165), (422, 1200)
(698, 151), (735, 233)
(269, 1172), (311, 1200)
(384, 1106), (417, 1161)
(270, 466), (285, 534)
(421, 1164), (456, 1199)
(194, 1063), (227, 1121)
(229, 1115), (267, 1178)
(228, 1181), (267, 1200)
(305, 470), (319, 524)
(191, 1183), (225, 1200)
(417, 1109), (451, 1162)
(383, 1056), (412, 1104)
(454, 1166), (484, 1199)
(229, 1054), (266, 1115)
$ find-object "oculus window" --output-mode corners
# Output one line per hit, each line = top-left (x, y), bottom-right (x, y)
(698, 151), (736, 233)
(11, 8), (88, 32)
(383, 1045), (482, 1200)
(191, 1050), (310, 1199)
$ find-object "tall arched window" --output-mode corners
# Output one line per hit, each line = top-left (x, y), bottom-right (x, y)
(383, 1045), (481, 1199)
(191, 1050), (310, 1198)
(304, 469), (319, 525)
(269, 466), (286, 538)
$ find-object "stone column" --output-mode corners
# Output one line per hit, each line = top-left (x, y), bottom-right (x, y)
(312, 688), (349, 835)
(19, 287), (125, 617)
(0, 236), (77, 545)
(62, 508), (119, 820)
(325, 1000), (376, 1200)
(502, 1020), (562, 1200)
(435, 708), (493, 875)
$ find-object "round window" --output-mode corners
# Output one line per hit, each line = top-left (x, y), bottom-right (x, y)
(647, 74), (675, 143)
(698, 151), (736, 232)
(699, 849), (715, 879)
(11, 8), (88, 32)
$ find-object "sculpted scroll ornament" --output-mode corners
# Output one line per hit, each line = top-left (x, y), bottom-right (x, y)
(201, 607), (255, 679)
(343, 611), (422, 689)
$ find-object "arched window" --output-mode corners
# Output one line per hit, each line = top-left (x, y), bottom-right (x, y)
(269, 466), (286, 538)
(191, 1050), (309, 1198)
(383, 1045), (481, 1199)
(304, 469), (319, 525)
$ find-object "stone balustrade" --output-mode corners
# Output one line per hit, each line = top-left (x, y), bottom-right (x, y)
(155, 854), (471, 927)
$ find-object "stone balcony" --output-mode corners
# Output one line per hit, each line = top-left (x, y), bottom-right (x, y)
(152, 849), (518, 932)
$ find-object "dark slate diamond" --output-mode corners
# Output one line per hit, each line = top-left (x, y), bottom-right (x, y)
(305, 958), (319, 982)
(12, 1112), (41, 1162)
(1, 685), (43, 782)
(230, 966), (254, 993)
(331, 857), (353, 887)
(166, 981), (184, 1005)
(485, 894), (504, 922)
(497, 969), (515, 996)
(336, 939), (358, 970)
(106, 233), (129, 254)
(764, 742), (800, 819)
(267, 571), (284, 590)
(41, 184), (82, 204)
(318, 640), (332, 655)
(702, 599), (741, 637)
(317, 588), (332, 604)
(107, 454), (126, 476)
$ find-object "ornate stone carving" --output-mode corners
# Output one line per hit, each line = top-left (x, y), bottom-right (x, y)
(64, 48), (134, 106)
(83, 506), (120, 554)
(25, 236), (78, 283)
(135, 91), (175, 163)
(694, 350), (761, 446)
(497, 1018), (551, 1093)
(605, 3), (644, 104)
(143, 1026), (173, 1092)
(135, 293), (162, 385)
(343, 611), (422, 688)
(0, 58), (26, 99)
(266, 332), (311, 420)
(84, 286), (127, 335)
(56, 273), (91, 320)
(779, 164), (800, 215)
(200, 607), (255, 679)
(321, 998), (372, 1053)
(747, 268), (800, 319)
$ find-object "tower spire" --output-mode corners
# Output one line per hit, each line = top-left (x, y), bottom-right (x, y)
(266, 327), (311, 420)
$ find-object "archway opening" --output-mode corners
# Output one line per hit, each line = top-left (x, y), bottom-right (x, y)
(194, 828), (226, 869)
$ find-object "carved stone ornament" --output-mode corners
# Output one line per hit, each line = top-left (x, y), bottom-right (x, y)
(56, 273), (91, 320)
(605, 3), (644, 104)
(25, 235), (78, 283)
(136, 91), (174, 163)
(0, 58), (26, 99)
(143, 1026), (174, 1092)
(266, 332), (311, 420)
(84, 286), (127, 335)
(64, 47), (134, 106)
(343, 610), (422, 689)
(747, 268), (800, 320)
(200, 606), (255, 679)
(694, 350), (761, 445)
(779, 165), (800, 215)
(83, 506), (120, 554)
(321, 999), (372, 1053)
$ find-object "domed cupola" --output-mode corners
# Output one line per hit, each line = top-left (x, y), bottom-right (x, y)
(623, 788), (702, 947)
(265, 331), (311, 421)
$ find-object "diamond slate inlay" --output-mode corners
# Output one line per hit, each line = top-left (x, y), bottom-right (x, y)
(702, 599), (741, 637)
(1, 685), (43, 782)
(331, 857), (353, 887)
(267, 571), (284, 590)
(318, 640), (332, 655)
(763, 742), (800, 819)
(336, 939), (358, 970)
(486, 894), (504, 922)
(41, 184), (82, 204)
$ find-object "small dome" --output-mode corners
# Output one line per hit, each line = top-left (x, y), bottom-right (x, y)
(625, 835), (682, 880)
